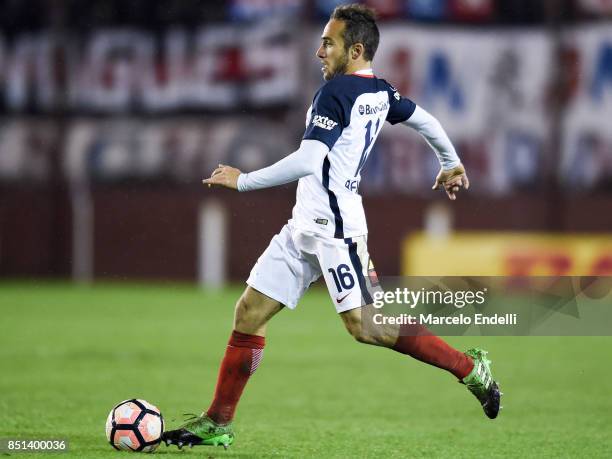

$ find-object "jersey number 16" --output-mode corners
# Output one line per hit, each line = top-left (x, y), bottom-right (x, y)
(328, 264), (355, 292)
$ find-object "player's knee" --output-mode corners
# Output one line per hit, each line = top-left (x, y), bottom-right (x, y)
(356, 330), (382, 345)
(345, 321), (379, 345)
(234, 295), (258, 330)
(353, 330), (378, 345)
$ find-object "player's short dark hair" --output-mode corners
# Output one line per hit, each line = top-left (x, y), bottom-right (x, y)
(331, 4), (379, 62)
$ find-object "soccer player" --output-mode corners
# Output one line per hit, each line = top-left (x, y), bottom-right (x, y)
(162, 4), (501, 449)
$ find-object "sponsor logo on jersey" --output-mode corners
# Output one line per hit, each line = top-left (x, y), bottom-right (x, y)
(389, 85), (401, 100)
(336, 292), (352, 303)
(359, 101), (389, 116)
(314, 218), (329, 226)
(345, 179), (359, 192)
(312, 115), (338, 130)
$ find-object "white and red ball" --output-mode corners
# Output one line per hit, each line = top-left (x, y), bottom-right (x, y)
(106, 399), (164, 452)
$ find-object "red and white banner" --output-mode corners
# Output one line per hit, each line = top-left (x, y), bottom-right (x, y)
(578, 0), (612, 14)
(560, 25), (612, 190)
(0, 21), (300, 112)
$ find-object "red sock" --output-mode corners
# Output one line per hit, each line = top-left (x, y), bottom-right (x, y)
(206, 330), (265, 424)
(392, 324), (473, 379)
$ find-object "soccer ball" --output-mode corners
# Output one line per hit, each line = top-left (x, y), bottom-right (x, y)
(105, 399), (164, 452)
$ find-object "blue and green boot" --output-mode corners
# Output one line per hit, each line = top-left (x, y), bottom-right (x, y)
(462, 348), (503, 419)
(162, 413), (234, 450)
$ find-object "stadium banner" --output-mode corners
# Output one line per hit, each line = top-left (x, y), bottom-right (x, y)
(560, 24), (612, 191)
(577, 0), (612, 14)
(63, 118), (294, 183)
(0, 21), (300, 112)
(360, 276), (612, 336)
(0, 118), (58, 183)
(1, 25), (610, 195)
(323, 26), (555, 195)
(402, 232), (612, 276)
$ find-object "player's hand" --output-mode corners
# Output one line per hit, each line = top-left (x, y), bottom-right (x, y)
(431, 163), (470, 201)
(202, 164), (241, 190)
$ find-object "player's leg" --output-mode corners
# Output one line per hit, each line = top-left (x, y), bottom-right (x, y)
(206, 287), (283, 424)
(162, 287), (282, 449)
(319, 235), (501, 419)
(163, 224), (319, 449)
(339, 304), (397, 347)
(340, 306), (473, 378)
(340, 307), (501, 419)
(233, 285), (284, 336)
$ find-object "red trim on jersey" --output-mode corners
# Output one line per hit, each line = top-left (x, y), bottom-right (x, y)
(351, 72), (375, 78)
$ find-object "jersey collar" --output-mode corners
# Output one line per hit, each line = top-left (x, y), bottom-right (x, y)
(351, 68), (375, 78)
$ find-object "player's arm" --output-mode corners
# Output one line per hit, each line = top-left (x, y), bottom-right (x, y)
(402, 105), (469, 201)
(202, 139), (328, 191)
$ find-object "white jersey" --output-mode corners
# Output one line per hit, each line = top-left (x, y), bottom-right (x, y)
(291, 69), (416, 239)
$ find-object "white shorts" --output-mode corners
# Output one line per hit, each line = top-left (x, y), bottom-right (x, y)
(247, 223), (379, 313)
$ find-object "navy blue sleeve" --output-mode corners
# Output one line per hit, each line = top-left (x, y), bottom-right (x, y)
(384, 81), (416, 125)
(302, 84), (346, 150)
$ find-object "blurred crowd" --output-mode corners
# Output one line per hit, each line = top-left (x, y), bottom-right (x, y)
(0, 0), (611, 195)
(0, 0), (611, 32)
(1, 0), (611, 281)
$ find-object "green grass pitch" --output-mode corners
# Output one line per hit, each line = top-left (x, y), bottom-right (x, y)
(1, 281), (611, 458)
